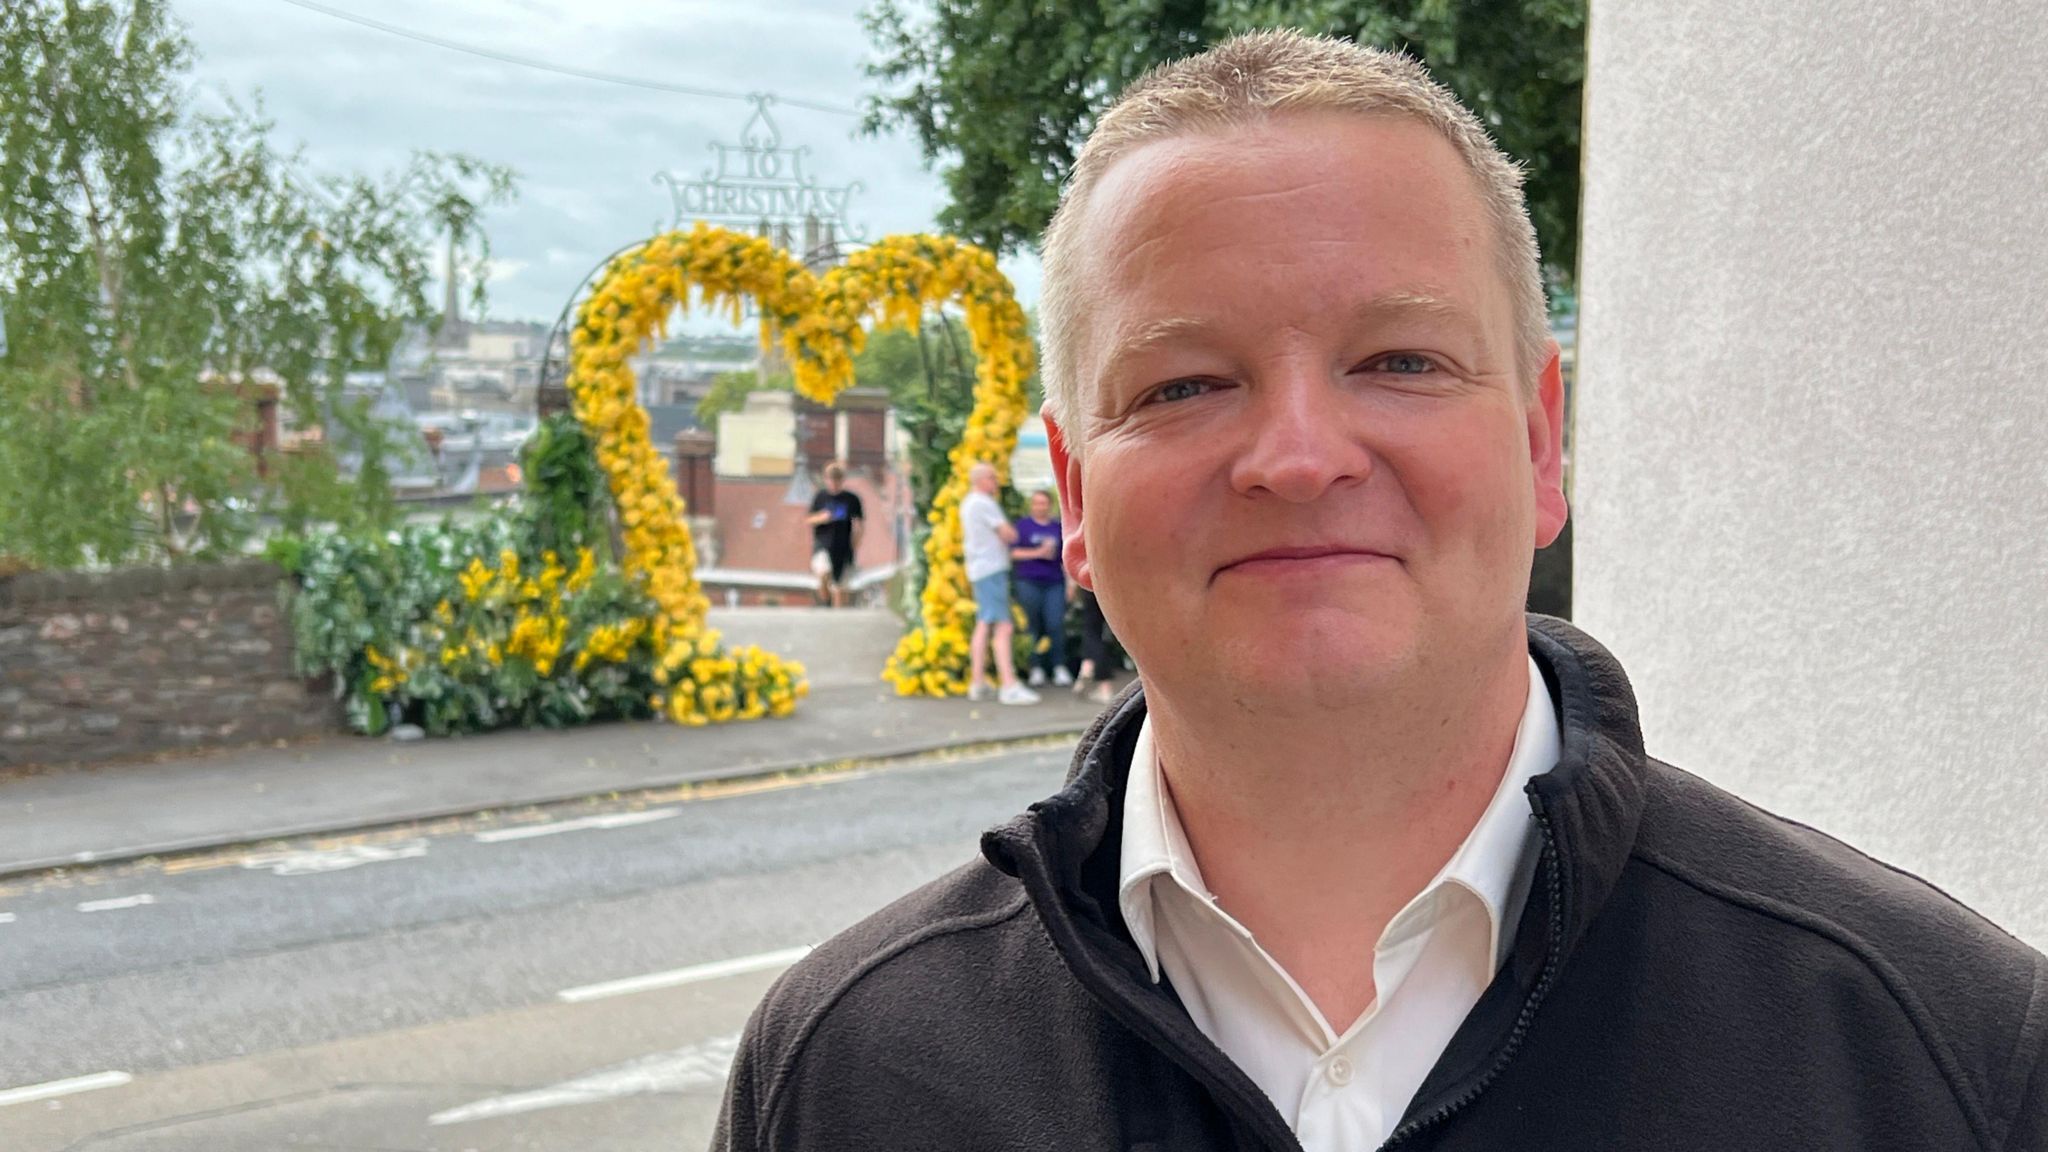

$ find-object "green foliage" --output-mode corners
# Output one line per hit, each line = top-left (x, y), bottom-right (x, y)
(0, 0), (516, 568)
(519, 413), (611, 560)
(279, 513), (513, 733)
(858, 319), (975, 519)
(273, 421), (678, 737)
(695, 364), (792, 431)
(863, 0), (1585, 286)
(279, 515), (662, 736)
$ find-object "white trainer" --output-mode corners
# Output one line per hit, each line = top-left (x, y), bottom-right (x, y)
(1027, 667), (1047, 687)
(967, 683), (991, 702)
(1053, 667), (1075, 687)
(998, 683), (1042, 706)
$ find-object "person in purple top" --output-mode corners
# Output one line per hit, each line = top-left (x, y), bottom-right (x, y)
(1010, 489), (1072, 688)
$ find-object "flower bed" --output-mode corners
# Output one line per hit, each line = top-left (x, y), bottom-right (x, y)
(279, 415), (805, 735)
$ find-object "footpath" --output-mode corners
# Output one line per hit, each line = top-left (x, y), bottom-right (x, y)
(0, 608), (1113, 878)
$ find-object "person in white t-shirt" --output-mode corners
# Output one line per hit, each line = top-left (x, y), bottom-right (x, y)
(958, 463), (1040, 705)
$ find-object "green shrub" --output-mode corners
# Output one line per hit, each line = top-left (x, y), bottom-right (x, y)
(280, 519), (664, 735)
(276, 414), (666, 736)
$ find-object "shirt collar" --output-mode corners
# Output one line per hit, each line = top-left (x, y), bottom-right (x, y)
(1117, 654), (1561, 983)
(1436, 654), (1561, 966)
(1118, 717), (1197, 982)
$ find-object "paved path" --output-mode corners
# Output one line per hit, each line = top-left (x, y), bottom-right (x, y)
(0, 608), (1120, 876)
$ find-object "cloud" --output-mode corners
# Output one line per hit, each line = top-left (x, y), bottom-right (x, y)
(171, 0), (1019, 326)
(481, 258), (530, 285)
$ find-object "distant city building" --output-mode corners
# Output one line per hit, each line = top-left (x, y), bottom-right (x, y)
(676, 386), (912, 606)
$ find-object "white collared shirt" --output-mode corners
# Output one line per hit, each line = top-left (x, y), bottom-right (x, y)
(1117, 656), (1560, 1151)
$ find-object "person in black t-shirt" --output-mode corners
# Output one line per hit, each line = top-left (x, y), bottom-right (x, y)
(805, 462), (864, 608)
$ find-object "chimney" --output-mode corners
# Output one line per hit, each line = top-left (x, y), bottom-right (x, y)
(674, 428), (720, 568)
(673, 429), (718, 519)
(834, 387), (892, 479)
(793, 395), (837, 474)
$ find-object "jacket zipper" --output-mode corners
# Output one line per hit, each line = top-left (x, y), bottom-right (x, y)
(1378, 801), (1568, 1150)
(1015, 841), (1308, 1152)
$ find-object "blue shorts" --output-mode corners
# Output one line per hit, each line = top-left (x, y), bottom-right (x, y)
(972, 573), (1012, 625)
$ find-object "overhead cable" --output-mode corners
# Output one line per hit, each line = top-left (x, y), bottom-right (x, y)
(273, 0), (861, 116)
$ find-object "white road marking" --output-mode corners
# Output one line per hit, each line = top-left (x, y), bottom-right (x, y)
(239, 839), (429, 876)
(429, 1033), (739, 1126)
(472, 808), (680, 843)
(0, 1070), (133, 1109)
(556, 945), (811, 1004)
(76, 894), (154, 913)
(0, 913), (15, 924)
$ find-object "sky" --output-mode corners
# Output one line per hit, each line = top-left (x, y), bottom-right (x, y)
(174, 0), (1041, 328)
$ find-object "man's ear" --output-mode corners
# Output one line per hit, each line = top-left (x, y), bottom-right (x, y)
(1045, 414), (1093, 591)
(1529, 341), (1570, 549)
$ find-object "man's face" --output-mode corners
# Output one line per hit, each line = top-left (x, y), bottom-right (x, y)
(1048, 112), (1566, 706)
(824, 472), (843, 493)
(1030, 492), (1053, 519)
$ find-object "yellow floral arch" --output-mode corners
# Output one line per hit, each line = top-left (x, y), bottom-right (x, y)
(789, 235), (1036, 698)
(568, 225), (1033, 713)
(567, 226), (815, 725)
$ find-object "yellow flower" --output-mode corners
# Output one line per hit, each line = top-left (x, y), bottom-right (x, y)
(459, 557), (492, 602)
(567, 547), (597, 592)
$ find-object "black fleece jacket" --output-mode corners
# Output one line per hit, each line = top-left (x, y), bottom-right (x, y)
(713, 617), (2047, 1151)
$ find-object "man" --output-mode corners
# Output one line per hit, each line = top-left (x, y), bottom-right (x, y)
(958, 462), (1039, 704)
(715, 31), (2045, 1152)
(803, 462), (862, 608)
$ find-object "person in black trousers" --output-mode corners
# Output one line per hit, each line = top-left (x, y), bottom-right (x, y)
(1073, 587), (1116, 703)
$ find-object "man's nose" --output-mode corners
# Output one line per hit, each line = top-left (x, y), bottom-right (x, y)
(1228, 372), (1374, 503)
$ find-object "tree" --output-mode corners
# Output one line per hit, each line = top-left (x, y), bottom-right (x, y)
(0, 0), (515, 568)
(863, 0), (1585, 289)
(695, 364), (792, 432)
(864, 314), (1004, 522)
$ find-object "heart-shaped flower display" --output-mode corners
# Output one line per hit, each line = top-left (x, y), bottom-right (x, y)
(567, 225), (1033, 715)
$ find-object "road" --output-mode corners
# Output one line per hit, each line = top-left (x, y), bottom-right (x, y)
(0, 741), (1074, 1151)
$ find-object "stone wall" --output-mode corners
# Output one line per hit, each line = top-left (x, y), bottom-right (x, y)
(0, 562), (339, 769)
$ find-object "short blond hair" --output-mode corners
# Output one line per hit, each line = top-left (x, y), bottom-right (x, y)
(1038, 30), (1549, 447)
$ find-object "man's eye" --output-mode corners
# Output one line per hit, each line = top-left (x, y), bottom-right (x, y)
(1148, 378), (1215, 404)
(1363, 353), (1438, 375)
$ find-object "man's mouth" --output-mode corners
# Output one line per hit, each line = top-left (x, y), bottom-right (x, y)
(1215, 545), (1398, 579)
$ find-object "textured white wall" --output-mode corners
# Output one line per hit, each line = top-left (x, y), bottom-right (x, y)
(1576, 0), (2048, 946)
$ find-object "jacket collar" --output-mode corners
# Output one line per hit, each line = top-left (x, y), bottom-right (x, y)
(979, 616), (1650, 1149)
(981, 613), (1649, 1015)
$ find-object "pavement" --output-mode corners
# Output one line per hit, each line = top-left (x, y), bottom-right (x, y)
(0, 607), (1115, 878)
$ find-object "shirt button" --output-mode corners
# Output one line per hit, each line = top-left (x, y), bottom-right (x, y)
(1326, 1055), (1354, 1087)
